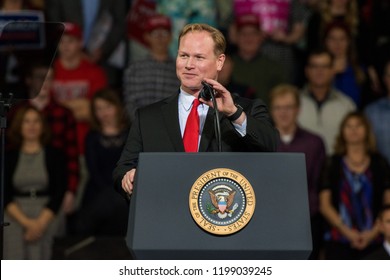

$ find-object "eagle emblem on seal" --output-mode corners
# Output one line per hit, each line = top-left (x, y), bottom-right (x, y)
(207, 185), (239, 219)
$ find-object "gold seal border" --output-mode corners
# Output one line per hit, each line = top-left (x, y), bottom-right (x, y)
(189, 168), (256, 235)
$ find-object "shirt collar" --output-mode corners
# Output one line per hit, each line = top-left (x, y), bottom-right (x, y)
(179, 88), (203, 111)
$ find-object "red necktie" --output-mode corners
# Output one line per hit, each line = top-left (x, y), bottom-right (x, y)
(183, 99), (200, 152)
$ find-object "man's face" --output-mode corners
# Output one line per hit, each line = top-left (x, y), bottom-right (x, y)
(271, 94), (299, 132)
(325, 27), (349, 57)
(176, 31), (224, 94)
(58, 34), (82, 60)
(145, 28), (172, 53)
(305, 54), (334, 88)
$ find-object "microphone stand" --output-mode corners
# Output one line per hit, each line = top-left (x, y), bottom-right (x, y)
(209, 91), (222, 152)
(199, 82), (222, 152)
(0, 92), (13, 260)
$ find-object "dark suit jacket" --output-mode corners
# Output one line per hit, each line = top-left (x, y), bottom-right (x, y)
(45, 0), (126, 60)
(113, 93), (279, 196)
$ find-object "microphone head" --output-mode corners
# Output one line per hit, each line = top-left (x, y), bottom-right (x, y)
(199, 81), (213, 101)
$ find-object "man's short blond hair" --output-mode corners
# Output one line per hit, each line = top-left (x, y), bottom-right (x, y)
(178, 23), (226, 56)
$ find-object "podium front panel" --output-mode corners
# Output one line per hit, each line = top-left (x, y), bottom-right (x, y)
(126, 153), (312, 260)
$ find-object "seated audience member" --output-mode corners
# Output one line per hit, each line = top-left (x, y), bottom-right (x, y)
(365, 60), (390, 165)
(122, 14), (180, 121)
(298, 49), (356, 154)
(270, 84), (326, 259)
(230, 13), (287, 106)
(323, 21), (367, 108)
(3, 106), (67, 259)
(319, 112), (390, 260)
(365, 204), (390, 260)
(68, 88), (129, 236)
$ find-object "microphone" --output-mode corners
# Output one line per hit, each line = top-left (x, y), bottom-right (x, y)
(198, 81), (222, 152)
(199, 81), (213, 101)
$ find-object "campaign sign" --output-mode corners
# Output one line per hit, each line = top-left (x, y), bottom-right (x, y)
(0, 10), (45, 50)
(234, 0), (291, 33)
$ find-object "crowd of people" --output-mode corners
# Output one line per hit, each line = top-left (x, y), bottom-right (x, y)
(1, 0), (390, 260)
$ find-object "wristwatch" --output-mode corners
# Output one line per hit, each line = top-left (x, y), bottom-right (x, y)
(227, 104), (243, 122)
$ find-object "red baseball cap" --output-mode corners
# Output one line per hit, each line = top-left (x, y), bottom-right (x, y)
(144, 14), (172, 33)
(63, 22), (83, 40)
(235, 14), (261, 30)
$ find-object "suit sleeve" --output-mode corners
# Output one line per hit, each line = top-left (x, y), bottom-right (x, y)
(238, 97), (279, 152)
(113, 109), (143, 196)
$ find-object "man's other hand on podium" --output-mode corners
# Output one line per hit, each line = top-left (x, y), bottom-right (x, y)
(122, 168), (136, 196)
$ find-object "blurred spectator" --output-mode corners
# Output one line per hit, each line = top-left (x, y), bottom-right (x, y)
(298, 49), (356, 154)
(45, 0), (127, 88)
(293, 0), (322, 87)
(51, 22), (107, 156)
(270, 84), (326, 259)
(365, 60), (390, 165)
(218, 55), (256, 99)
(364, 204), (390, 260)
(1, 0), (28, 10)
(323, 21), (367, 108)
(0, 0), (45, 10)
(68, 88), (129, 237)
(215, 0), (234, 38)
(319, 111), (390, 259)
(123, 14), (180, 121)
(3, 106), (67, 259)
(8, 63), (79, 217)
(366, 0), (390, 97)
(306, 0), (360, 53)
(51, 22), (107, 211)
(230, 14), (287, 105)
(234, 0), (306, 83)
(156, 0), (217, 57)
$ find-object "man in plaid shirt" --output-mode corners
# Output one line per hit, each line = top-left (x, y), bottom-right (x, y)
(123, 14), (180, 121)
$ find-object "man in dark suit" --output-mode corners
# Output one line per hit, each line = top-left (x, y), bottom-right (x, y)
(113, 23), (278, 198)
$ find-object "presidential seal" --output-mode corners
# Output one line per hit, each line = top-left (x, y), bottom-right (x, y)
(189, 168), (256, 235)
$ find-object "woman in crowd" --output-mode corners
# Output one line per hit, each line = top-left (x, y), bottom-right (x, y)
(69, 88), (129, 236)
(4, 105), (67, 259)
(323, 21), (367, 108)
(306, 0), (360, 52)
(319, 111), (390, 259)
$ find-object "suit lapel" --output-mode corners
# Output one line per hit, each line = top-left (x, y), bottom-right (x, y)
(199, 107), (216, 152)
(161, 94), (185, 152)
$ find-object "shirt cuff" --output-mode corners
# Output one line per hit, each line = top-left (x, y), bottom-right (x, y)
(232, 117), (247, 136)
